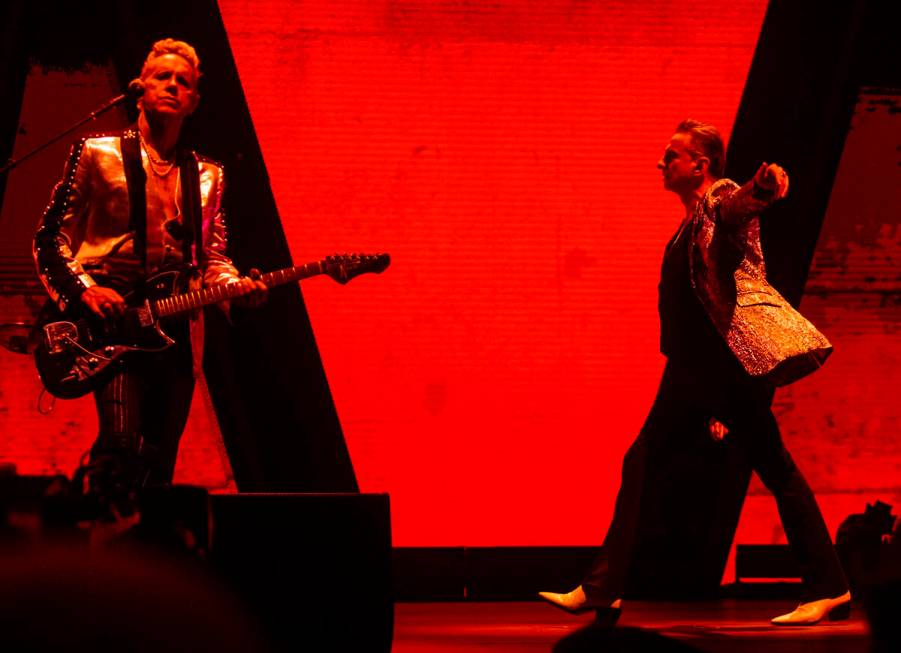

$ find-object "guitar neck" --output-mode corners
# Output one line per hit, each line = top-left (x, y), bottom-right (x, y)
(153, 261), (324, 318)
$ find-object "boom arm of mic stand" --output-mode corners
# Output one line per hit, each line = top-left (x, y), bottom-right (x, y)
(0, 93), (128, 177)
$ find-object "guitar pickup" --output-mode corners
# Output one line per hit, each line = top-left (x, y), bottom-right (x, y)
(43, 321), (79, 354)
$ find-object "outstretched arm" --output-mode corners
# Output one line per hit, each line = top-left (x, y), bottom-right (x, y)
(716, 162), (790, 227)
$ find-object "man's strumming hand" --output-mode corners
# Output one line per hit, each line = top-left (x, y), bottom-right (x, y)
(81, 286), (127, 319)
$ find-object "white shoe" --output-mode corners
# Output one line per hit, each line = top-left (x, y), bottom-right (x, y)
(538, 585), (590, 614)
(538, 585), (622, 616)
(771, 591), (851, 625)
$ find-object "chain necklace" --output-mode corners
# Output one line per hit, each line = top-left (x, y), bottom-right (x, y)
(138, 131), (176, 177)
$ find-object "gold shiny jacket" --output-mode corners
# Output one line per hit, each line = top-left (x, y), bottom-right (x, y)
(689, 178), (832, 386)
(33, 130), (239, 311)
(33, 130), (241, 374)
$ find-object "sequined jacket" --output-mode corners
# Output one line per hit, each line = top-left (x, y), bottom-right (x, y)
(688, 178), (832, 386)
(33, 130), (240, 373)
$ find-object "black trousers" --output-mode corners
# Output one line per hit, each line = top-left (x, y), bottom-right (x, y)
(90, 322), (195, 486)
(582, 355), (848, 605)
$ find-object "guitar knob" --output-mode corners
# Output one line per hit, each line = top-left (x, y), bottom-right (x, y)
(87, 357), (99, 369)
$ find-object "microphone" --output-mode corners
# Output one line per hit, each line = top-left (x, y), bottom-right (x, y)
(86, 81), (142, 117)
(127, 78), (145, 98)
(90, 79), (143, 115)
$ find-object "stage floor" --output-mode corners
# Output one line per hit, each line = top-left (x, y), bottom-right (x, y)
(393, 600), (869, 653)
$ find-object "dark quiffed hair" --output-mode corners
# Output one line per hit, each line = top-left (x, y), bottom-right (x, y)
(676, 119), (725, 179)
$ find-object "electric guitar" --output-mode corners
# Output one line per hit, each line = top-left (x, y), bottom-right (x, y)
(34, 253), (390, 399)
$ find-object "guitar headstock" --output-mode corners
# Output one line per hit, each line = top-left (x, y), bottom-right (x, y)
(323, 253), (391, 285)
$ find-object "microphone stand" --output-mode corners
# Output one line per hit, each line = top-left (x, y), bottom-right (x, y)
(0, 92), (131, 177)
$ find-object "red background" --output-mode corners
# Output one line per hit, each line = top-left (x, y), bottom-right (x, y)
(215, 0), (768, 545)
(2, 1), (899, 560)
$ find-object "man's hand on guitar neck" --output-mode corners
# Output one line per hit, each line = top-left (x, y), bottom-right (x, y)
(230, 268), (268, 309)
(82, 286), (127, 320)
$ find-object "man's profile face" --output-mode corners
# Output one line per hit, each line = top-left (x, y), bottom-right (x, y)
(140, 53), (200, 121)
(657, 132), (701, 193)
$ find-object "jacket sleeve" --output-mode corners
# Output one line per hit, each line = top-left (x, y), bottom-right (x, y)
(200, 163), (241, 288)
(33, 138), (97, 311)
(710, 177), (778, 228)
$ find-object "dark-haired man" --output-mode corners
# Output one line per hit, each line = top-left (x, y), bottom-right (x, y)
(34, 39), (266, 493)
(539, 120), (849, 625)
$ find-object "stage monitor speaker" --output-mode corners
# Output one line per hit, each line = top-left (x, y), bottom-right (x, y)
(210, 493), (392, 653)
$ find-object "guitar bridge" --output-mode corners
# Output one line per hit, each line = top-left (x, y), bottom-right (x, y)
(136, 302), (154, 327)
(43, 321), (79, 354)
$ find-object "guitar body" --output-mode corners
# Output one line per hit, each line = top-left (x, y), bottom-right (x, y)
(33, 270), (184, 399)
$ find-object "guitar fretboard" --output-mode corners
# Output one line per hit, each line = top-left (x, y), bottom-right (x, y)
(152, 261), (324, 317)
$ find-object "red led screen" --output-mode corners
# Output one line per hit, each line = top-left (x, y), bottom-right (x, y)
(216, 0), (769, 545)
(4, 1), (896, 557)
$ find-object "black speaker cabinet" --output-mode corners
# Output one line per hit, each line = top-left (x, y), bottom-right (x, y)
(210, 493), (392, 652)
